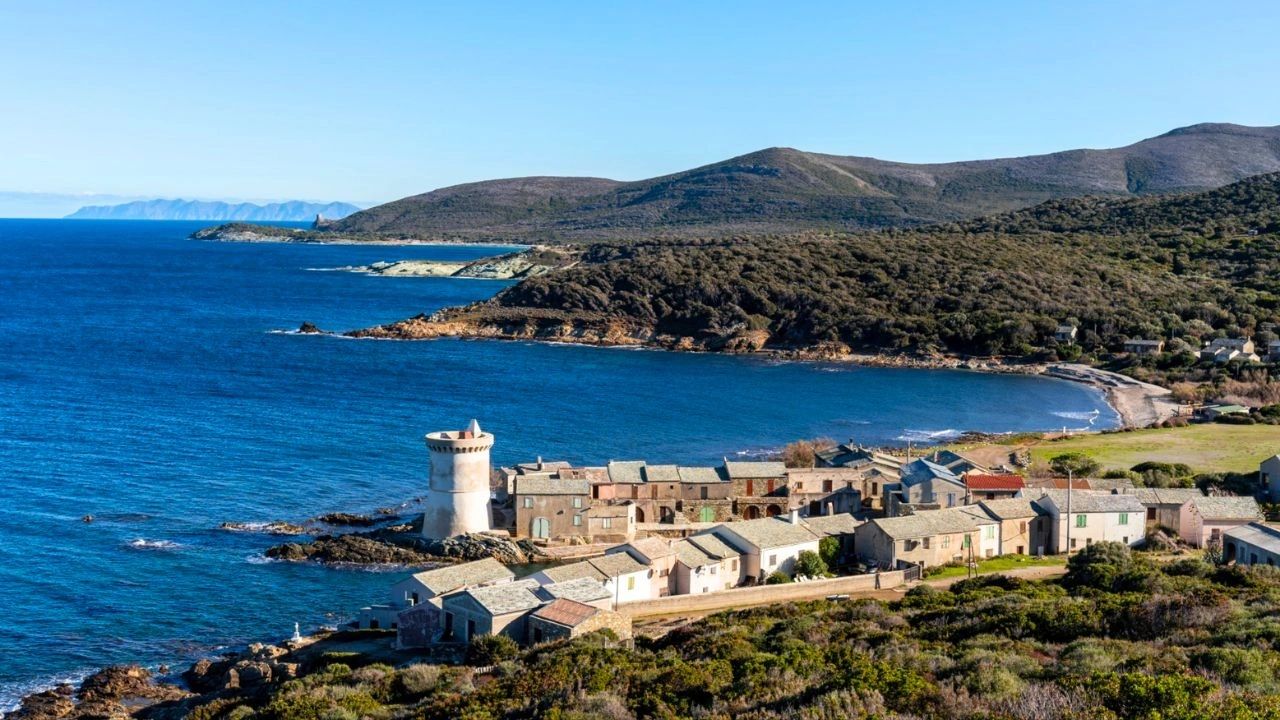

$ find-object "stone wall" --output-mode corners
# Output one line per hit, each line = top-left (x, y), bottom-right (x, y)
(617, 571), (906, 617)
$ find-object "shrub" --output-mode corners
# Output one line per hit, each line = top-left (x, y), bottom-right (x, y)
(1063, 541), (1133, 591)
(766, 571), (792, 585)
(1049, 452), (1100, 478)
(394, 664), (440, 698)
(818, 536), (840, 568)
(795, 549), (829, 577)
(465, 633), (520, 665)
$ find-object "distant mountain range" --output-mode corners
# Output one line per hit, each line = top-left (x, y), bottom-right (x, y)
(331, 123), (1280, 240)
(66, 199), (362, 222)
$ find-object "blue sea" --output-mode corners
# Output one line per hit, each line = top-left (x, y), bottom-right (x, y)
(0, 219), (1116, 706)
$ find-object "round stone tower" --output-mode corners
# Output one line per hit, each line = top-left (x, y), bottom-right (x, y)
(421, 419), (494, 539)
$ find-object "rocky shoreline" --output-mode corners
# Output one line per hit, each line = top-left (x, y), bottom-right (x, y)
(315, 247), (574, 281)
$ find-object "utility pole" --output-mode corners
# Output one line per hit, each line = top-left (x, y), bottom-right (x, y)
(1065, 469), (1073, 555)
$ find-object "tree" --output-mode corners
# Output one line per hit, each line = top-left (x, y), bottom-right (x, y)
(765, 571), (792, 585)
(819, 536), (840, 569)
(795, 549), (830, 578)
(1049, 452), (1100, 478)
(466, 634), (519, 665)
(780, 437), (837, 468)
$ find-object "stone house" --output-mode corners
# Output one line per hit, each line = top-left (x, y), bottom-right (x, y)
(513, 475), (590, 540)
(358, 557), (513, 637)
(814, 444), (903, 511)
(585, 503), (635, 543)
(534, 577), (613, 610)
(884, 458), (968, 516)
(784, 468), (864, 517)
(1269, 339), (1280, 362)
(672, 533), (744, 594)
(606, 537), (677, 597)
(1224, 522), (1280, 566)
(1118, 487), (1205, 532)
(1124, 339), (1165, 355)
(724, 461), (790, 520)
(530, 552), (653, 605)
(708, 513), (820, 582)
(1055, 324), (1078, 343)
(1201, 337), (1256, 361)
(1180, 495), (1263, 548)
(977, 498), (1051, 556)
(1032, 490), (1145, 553)
(526, 598), (633, 646)
(677, 465), (734, 523)
(854, 506), (997, 568)
(440, 579), (543, 644)
(1263, 454), (1280, 502)
(965, 474), (1026, 503)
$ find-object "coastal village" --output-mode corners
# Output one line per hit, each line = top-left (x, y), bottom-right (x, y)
(345, 415), (1280, 654)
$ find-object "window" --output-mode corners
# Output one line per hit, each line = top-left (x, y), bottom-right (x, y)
(627, 576), (635, 590)
(410, 592), (419, 606)
(660, 568), (669, 577)
(795, 482), (803, 490)
(962, 535), (971, 549)
(523, 497), (534, 509)
(1019, 521), (1027, 534)
(1071, 539), (1078, 549)
(700, 486), (708, 500)
(1075, 514), (1087, 528)
(709, 566), (716, 575)
(768, 554), (777, 567)
(942, 535), (951, 549)
(731, 559), (738, 570)
(572, 497), (582, 509)
(983, 525), (995, 540)
(947, 493), (956, 507)
(823, 480), (833, 493)
(1118, 512), (1128, 526)
(572, 515), (582, 527)
(871, 482), (879, 496)
(602, 517), (613, 529)
(922, 537), (931, 549)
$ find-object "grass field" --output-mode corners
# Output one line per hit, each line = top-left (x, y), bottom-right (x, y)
(926, 554), (1065, 580)
(1024, 424), (1280, 475)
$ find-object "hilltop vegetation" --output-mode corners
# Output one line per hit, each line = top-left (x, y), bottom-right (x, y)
(411, 172), (1280, 363)
(167, 545), (1280, 719)
(328, 123), (1280, 241)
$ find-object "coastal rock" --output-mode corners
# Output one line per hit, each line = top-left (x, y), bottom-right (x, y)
(265, 534), (439, 565)
(218, 521), (308, 536)
(5, 687), (74, 720)
(264, 529), (545, 567)
(296, 322), (323, 335)
(312, 512), (378, 527)
(7, 666), (191, 720)
(418, 533), (545, 564)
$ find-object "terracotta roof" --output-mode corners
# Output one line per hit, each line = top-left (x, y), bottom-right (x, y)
(966, 474), (1026, 491)
(531, 598), (600, 628)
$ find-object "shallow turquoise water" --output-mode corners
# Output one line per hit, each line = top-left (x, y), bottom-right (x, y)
(0, 219), (1115, 705)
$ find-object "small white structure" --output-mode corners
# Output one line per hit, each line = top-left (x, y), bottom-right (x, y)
(1033, 490), (1145, 553)
(1262, 454), (1280, 503)
(708, 512), (820, 582)
(422, 419), (494, 539)
(672, 534), (743, 594)
(1225, 522), (1280, 566)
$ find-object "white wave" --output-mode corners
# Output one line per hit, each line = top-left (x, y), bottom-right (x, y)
(896, 428), (962, 443)
(0, 668), (97, 713)
(245, 553), (278, 565)
(125, 538), (183, 551)
(1052, 410), (1101, 425)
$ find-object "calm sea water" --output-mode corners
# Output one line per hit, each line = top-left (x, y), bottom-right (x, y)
(0, 219), (1116, 706)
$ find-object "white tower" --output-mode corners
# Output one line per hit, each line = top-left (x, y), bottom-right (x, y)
(421, 419), (494, 539)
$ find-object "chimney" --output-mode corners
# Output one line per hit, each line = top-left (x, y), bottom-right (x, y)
(788, 509), (801, 525)
(536, 455), (543, 470)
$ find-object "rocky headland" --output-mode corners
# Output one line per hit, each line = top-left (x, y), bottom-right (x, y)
(265, 527), (546, 567)
(318, 246), (575, 280)
(5, 665), (190, 720)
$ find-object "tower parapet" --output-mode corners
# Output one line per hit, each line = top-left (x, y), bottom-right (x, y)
(421, 419), (494, 539)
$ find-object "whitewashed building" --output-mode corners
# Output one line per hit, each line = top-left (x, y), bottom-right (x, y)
(1032, 490), (1145, 553)
(706, 513), (820, 582)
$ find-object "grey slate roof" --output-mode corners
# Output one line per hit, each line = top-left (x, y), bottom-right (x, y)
(1035, 490), (1145, 514)
(978, 498), (1043, 520)
(1225, 522), (1280, 551)
(461, 578), (542, 616)
(687, 533), (739, 560)
(900, 458), (964, 488)
(1190, 495), (1263, 520)
(616, 537), (674, 561)
(868, 506), (994, 540)
(539, 560), (607, 584)
(674, 540), (718, 569)
(722, 461), (788, 479)
(589, 552), (648, 577)
(643, 465), (680, 484)
(607, 460), (646, 483)
(1121, 488), (1204, 506)
(678, 466), (725, 484)
(514, 476), (590, 495)
(713, 516), (818, 550)
(408, 558), (515, 596)
(800, 513), (862, 537)
(538, 577), (611, 604)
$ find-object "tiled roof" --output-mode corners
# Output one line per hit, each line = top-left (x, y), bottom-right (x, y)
(643, 465), (680, 484)
(869, 506), (993, 540)
(588, 552), (648, 577)
(607, 460), (646, 484)
(461, 578), (542, 616)
(678, 466), (725, 484)
(1035, 490), (1145, 514)
(900, 458), (963, 488)
(674, 540), (717, 568)
(966, 474), (1026, 491)
(408, 558), (515, 596)
(713, 516), (817, 550)
(538, 577), (611, 604)
(515, 476), (590, 495)
(800, 513), (862, 537)
(978, 498), (1042, 520)
(539, 561), (607, 584)
(531, 598), (600, 628)
(1190, 495), (1263, 520)
(722, 461), (788, 479)
(686, 533), (739, 560)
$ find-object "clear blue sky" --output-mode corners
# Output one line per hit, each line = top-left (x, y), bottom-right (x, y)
(1, 1), (1277, 205)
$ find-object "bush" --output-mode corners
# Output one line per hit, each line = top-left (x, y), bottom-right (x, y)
(466, 633), (520, 665)
(1063, 541), (1133, 591)
(766, 571), (792, 585)
(1050, 452), (1100, 478)
(394, 664), (440, 698)
(819, 536), (840, 568)
(795, 549), (829, 577)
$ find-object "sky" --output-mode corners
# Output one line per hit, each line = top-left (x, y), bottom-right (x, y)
(1, 0), (1278, 210)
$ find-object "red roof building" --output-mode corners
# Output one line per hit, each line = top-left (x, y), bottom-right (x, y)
(965, 474), (1026, 501)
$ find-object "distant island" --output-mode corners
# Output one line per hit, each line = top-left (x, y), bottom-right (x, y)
(66, 198), (362, 222)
